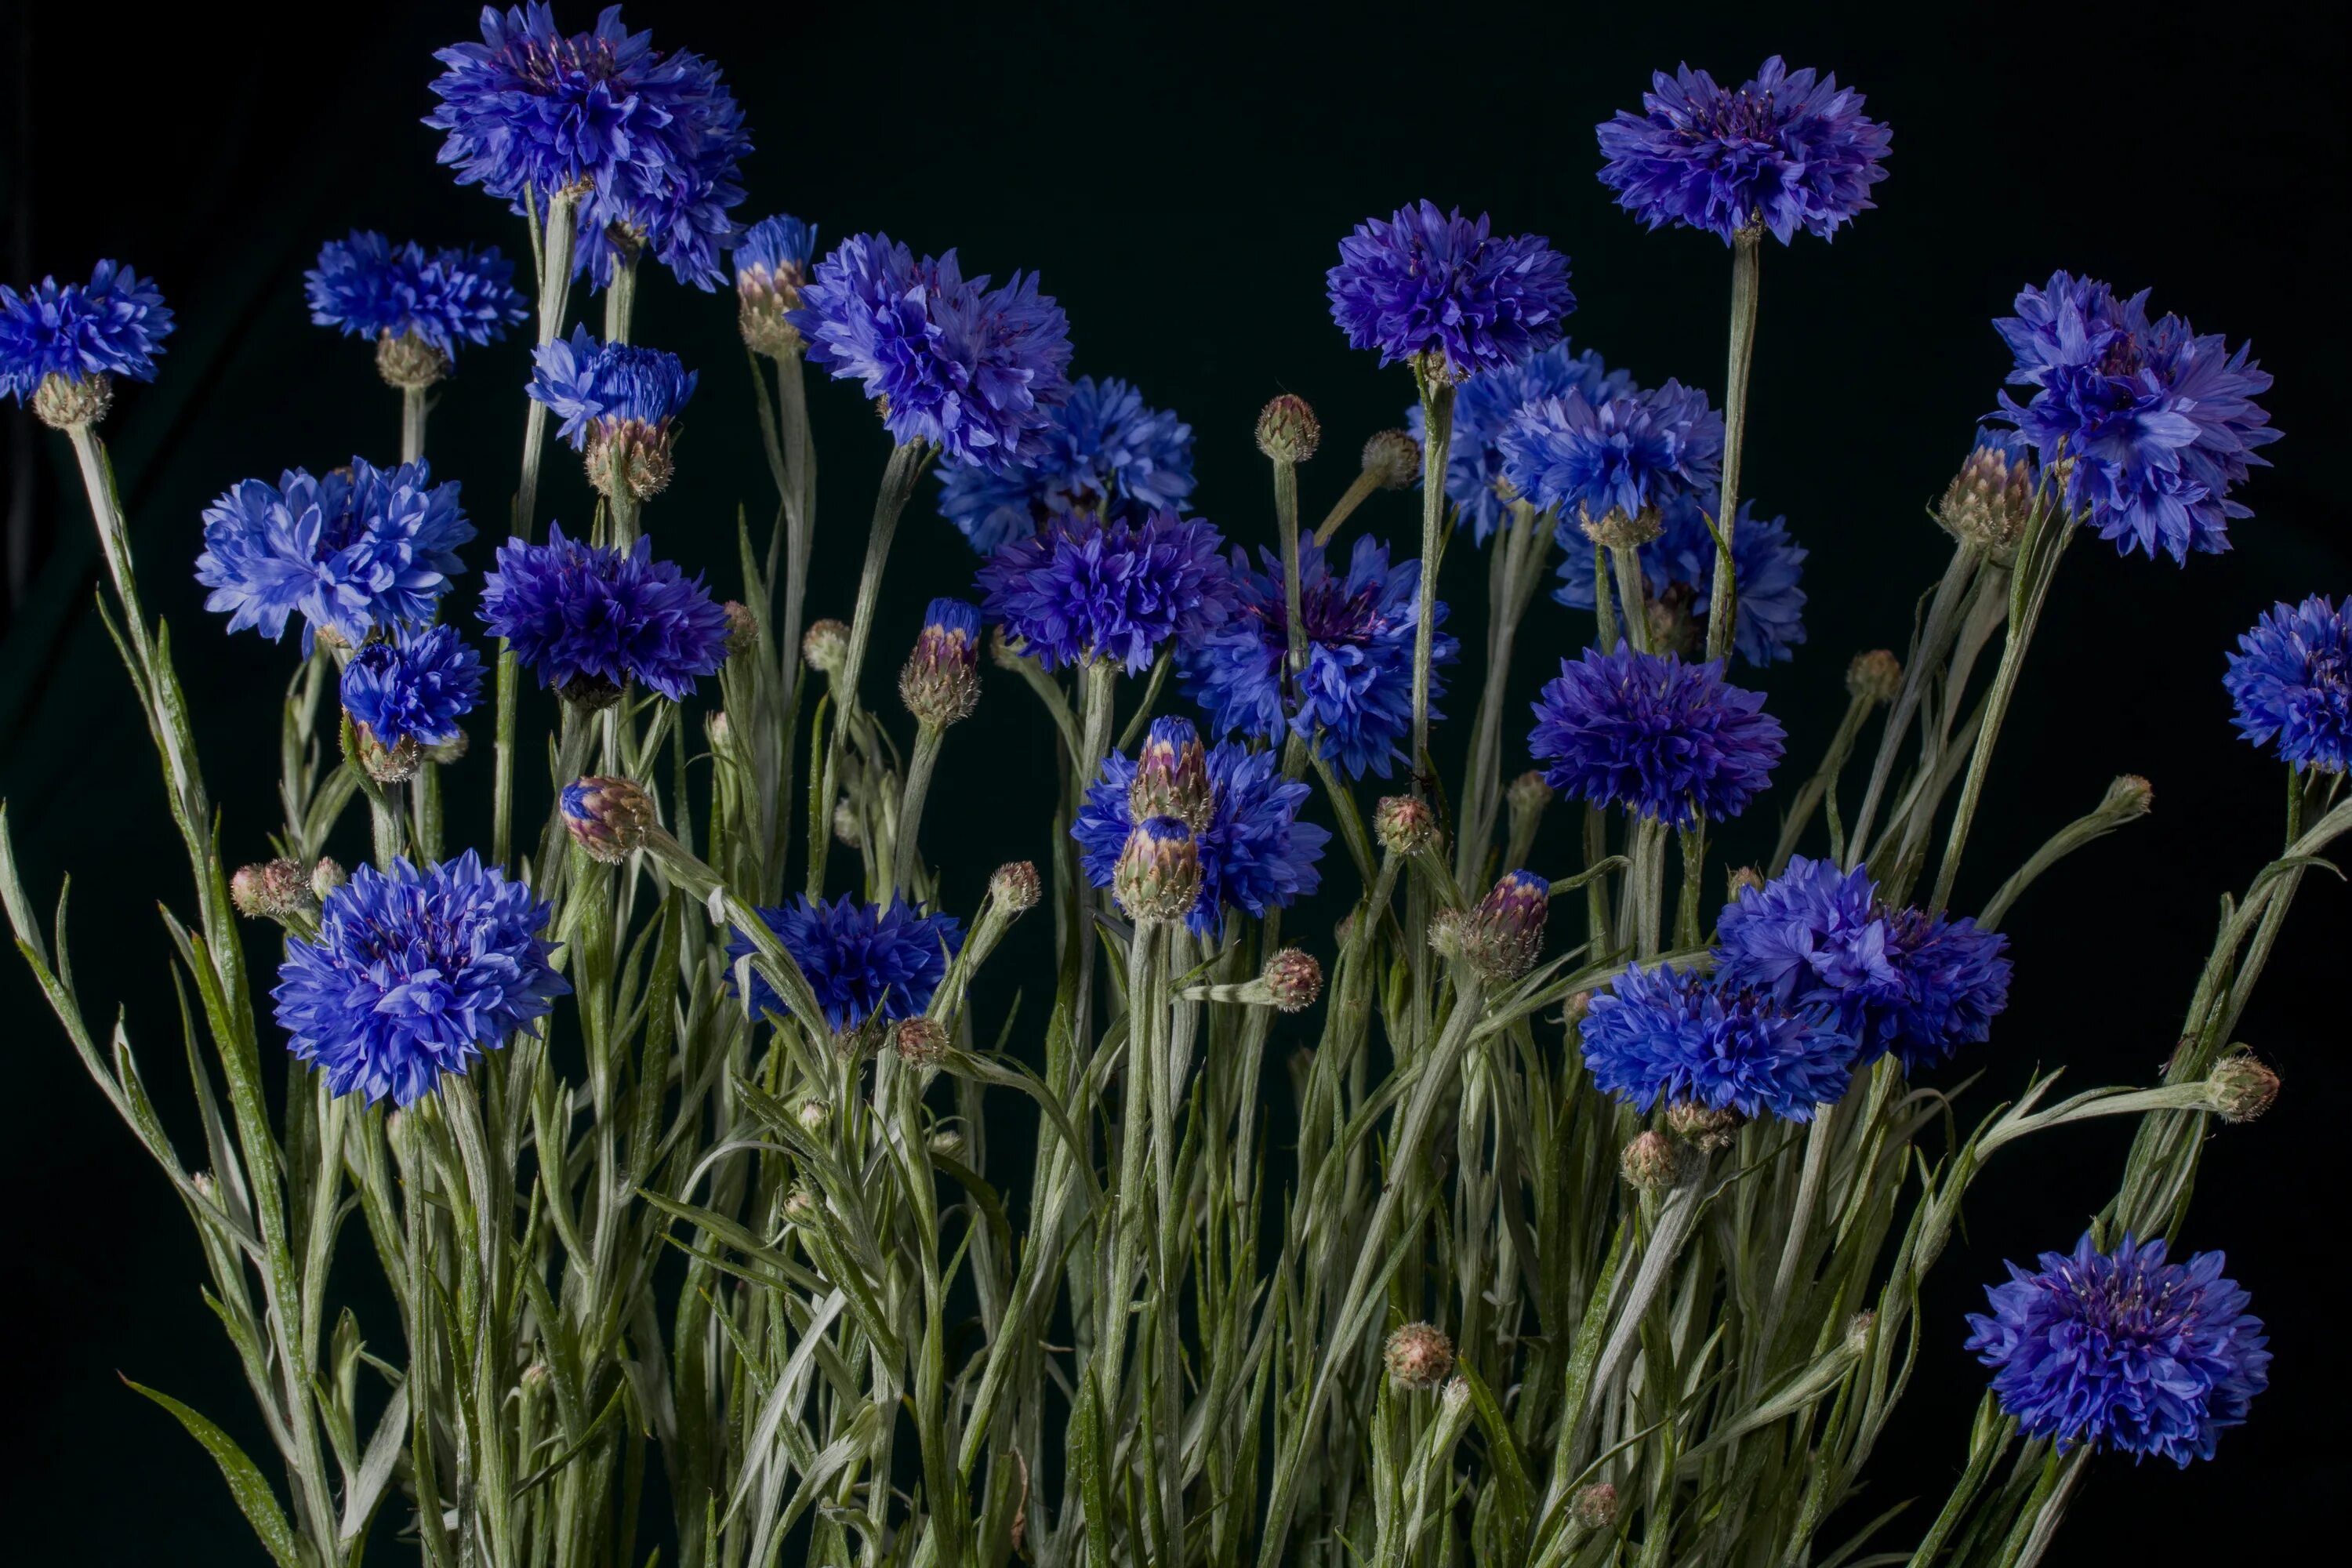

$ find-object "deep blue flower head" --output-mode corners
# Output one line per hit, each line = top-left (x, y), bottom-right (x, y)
(1596, 56), (1890, 245)
(0, 259), (173, 400)
(2224, 595), (2350, 772)
(1327, 201), (1574, 379)
(1501, 380), (1724, 526)
(1553, 494), (1808, 666)
(426, 4), (750, 290)
(1988, 272), (2278, 563)
(1530, 643), (1784, 826)
(734, 213), (816, 284)
(1181, 535), (1456, 780)
(1966, 1232), (2268, 1466)
(197, 458), (474, 651)
(1073, 742), (1329, 938)
(479, 524), (730, 700)
(791, 232), (1073, 473)
(976, 508), (1237, 673)
(1579, 962), (1857, 1120)
(305, 231), (527, 358)
(727, 895), (961, 1033)
(274, 851), (568, 1106)
(341, 623), (485, 749)
(938, 376), (1196, 554)
(528, 325), (696, 448)
(1409, 341), (1632, 543)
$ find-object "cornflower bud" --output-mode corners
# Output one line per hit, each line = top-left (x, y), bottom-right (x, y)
(1506, 769), (1553, 821)
(520, 1360), (550, 1392)
(353, 722), (422, 784)
(1256, 394), (1321, 463)
(802, 619), (850, 679)
(32, 372), (112, 431)
(737, 246), (811, 358)
(1374, 795), (1436, 856)
(1937, 442), (2034, 560)
(1561, 989), (1593, 1031)
(1665, 1102), (1745, 1152)
(1725, 865), (1765, 901)
(1846, 1309), (1877, 1354)
(1571, 1483), (1620, 1530)
(1846, 650), (1901, 705)
(927, 1127), (967, 1162)
(797, 1098), (829, 1134)
(832, 798), (864, 848)
(899, 597), (983, 728)
(561, 775), (657, 863)
(230, 858), (310, 920)
(1264, 947), (1324, 1012)
(722, 601), (760, 657)
(782, 1182), (820, 1227)
(2102, 774), (2154, 820)
(1577, 499), (1664, 550)
(990, 860), (1042, 913)
(1129, 716), (1214, 831)
(191, 1170), (216, 1201)
(310, 857), (347, 901)
(1441, 1376), (1473, 1414)
(584, 416), (677, 502)
(375, 329), (450, 390)
(2206, 1051), (2279, 1123)
(1360, 429), (1420, 490)
(1382, 1321), (1454, 1389)
(1456, 870), (1550, 983)
(894, 1016), (951, 1068)
(1112, 817), (1203, 924)
(1427, 906), (1467, 964)
(1621, 1130), (1686, 1192)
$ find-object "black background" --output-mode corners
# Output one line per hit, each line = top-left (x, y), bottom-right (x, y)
(1, 2), (2343, 1559)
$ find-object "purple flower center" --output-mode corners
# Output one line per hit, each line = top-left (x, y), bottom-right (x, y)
(1694, 88), (1780, 143)
(1255, 578), (1385, 650)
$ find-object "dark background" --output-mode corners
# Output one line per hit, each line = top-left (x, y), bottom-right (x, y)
(2, 1), (2343, 1559)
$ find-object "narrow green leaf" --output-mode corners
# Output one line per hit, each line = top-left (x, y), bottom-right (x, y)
(122, 1377), (304, 1568)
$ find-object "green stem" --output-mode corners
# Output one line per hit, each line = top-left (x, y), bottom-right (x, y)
(1313, 466), (1385, 548)
(1410, 371), (1457, 786)
(401, 385), (428, 465)
(602, 248), (639, 345)
(1610, 542), (1653, 655)
(1591, 542), (1621, 652)
(1706, 228), (1762, 666)
(1846, 542), (1981, 869)
(890, 723), (946, 903)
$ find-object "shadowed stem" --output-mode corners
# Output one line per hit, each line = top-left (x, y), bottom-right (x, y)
(1706, 227), (1762, 666)
(1410, 368), (1457, 787)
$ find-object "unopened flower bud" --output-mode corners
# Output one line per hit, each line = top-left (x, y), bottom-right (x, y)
(1665, 1102), (1746, 1152)
(1442, 1376), (1472, 1414)
(1571, 1483), (1619, 1530)
(1130, 716), (1214, 831)
(1561, 989), (1593, 1030)
(802, 619), (850, 678)
(33, 371), (112, 430)
(1112, 817), (1203, 924)
(1577, 500), (1664, 550)
(561, 775), (657, 863)
(231, 858), (310, 920)
(927, 1127), (967, 1162)
(1263, 947), (1324, 1012)
(1726, 865), (1766, 901)
(1382, 1321), (1454, 1389)
(797, 1098), (829, 1134)
(1621, 1130), (1686, 1192)
(737, 246), (811, 358)
(722, 601), (760, 657)
(782, 1182), (820, 1227)
(2206, 1050), (2279, 1123)
(583, 416), (677, 501)
(832, 798), (864, 848)
(1456, 870), (1550, 983)
(521, 1360), (550, 1392)
(900, 597), (983, 728)
(1255, 394), (1320, 463)
(352, 720), (421, 783)
(1374, 795), (1436, 856)
(1846, 1309), (1877, 1354)
(1846, 650), (1901, 705)
(1427, 906), (1467, 963)
(191, 1171), (216, 1200)
(894, 1016), (951, 1068)
(1937, 441), (2034, 560)
(2101, 774), (2154, 821)
(1360, 429), (1420, 490)
(310, 857), (347, 901)
(1506, 770), (1552, 821)
(990, 860), (1041, 913)
(376, 329), (450, 390)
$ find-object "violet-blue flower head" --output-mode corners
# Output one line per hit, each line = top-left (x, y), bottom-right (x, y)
(1181, 534), (1456, 780)
(479, 524), (729, 701)
(2224, 594), (2350, 772)
(735, 213), (816, 289)
(305, 231), (527, 358)
(1327, 201), (1574, 380)
(1530, 643), (1784, 826)
(341, 623), (484, 750)
(1579, 962), (1857, 1120)
(1501, 380), (1723, 528)
(0, 259), (173, 401)
(727, 895), (961, 1033)
(976, 508), (1237, 673)
(1966, 1232), (2268, 1466)
(791, 232), (1073, 472)
(273, 851), (568, 1105)
(1987, 271), (2278, 563)
(1553, 494), (1808, 666)
(1595, 56), (1890, 245)
(528, 325), (695, 449)
(938, 375), (1196, 554)
(1410, 341), (1632, 543)
(197, 458), (474, 651)
(426, 4), (750, 290)
(1073, 742), (1329, 938)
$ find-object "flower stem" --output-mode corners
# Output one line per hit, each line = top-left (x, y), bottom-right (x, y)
(1455, 499), (1552, 887)
(890, 723), (946, 903)
(1313, 466), (1385, 548)
(1410, 370), (1457, 789)
(603, 249), (639, 345)
(401, 385), (428, 465)
(1706, 228), (1762, 666)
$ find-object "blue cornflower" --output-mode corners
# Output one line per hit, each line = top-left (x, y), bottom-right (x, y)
(528, 325), (695, 448)
(1073, 742), (1329, 938)
(479, 524), (730, 701)
(1966, 1232), (2268, 1466)
(728, 895), (961, 1033)
(1596, 56), (1890, 245)
(1501, 380), (1723, 529)
(1578, 962), (1857, 1121)
(197, 458), (474, 651)
(1988, 272), (2278, 563)
(426, 4), (750, 290)
(2224, 595), (2350, 772)
(1181, 535), (1455, 780)
(341, 623), (485, 750)
(305, 231), (526, 359)
(1409, 341), (1632, 544)
(791, 233), (1073, 473)
(976, 508), (1238, 673)
(274, 851), (568, 1106)
(1552, 494), (1809, 666)
(1530, 643), (1784, 826)
(1327, 201), (1575, 380)
(0, 259), (173, 408)
(937, 375), (1196, 554)
(1713, 856), (2011, 1072)
(733, 213), (817, 355)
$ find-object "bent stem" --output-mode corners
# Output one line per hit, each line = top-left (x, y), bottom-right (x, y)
(1706, 227), (1762, 666)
